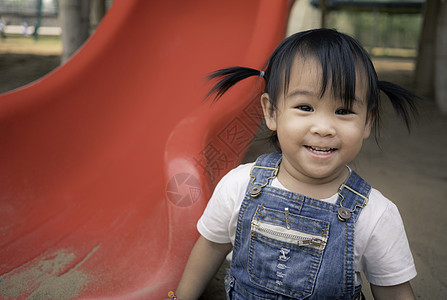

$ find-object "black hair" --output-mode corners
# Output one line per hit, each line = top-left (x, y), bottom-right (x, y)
(207, 28), (418, 149)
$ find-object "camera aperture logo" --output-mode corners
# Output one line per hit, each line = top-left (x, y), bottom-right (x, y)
(166, 173), (202, 207)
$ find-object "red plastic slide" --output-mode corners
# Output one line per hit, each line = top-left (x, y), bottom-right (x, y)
(0, 1), (292, 298)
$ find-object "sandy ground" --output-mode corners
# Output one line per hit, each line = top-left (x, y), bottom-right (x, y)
(0, 51), (446, 298)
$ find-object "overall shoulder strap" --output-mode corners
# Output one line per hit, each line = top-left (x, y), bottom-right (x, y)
(337, 169), (371, 222)
(247, 152), (281, 197)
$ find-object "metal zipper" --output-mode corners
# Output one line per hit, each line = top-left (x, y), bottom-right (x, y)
(251, 219), (327, 250)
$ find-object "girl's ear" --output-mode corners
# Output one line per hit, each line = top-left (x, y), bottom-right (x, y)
(260, 93), (277, 131)
(363, 117), (373, 139)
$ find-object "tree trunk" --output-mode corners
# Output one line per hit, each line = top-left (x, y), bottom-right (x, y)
(435, 1), (447, 112)
(59, 0), (90, 64)
(415, 0), (440, 97)
(320, 0), (327, 28)
(90, 0), (107, 33)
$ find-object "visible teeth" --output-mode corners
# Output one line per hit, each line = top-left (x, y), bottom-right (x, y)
(306, 146), (335, 153)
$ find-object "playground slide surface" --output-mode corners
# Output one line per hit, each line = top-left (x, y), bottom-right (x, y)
(0, 1), (292, 298)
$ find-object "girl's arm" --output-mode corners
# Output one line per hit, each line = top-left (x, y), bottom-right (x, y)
(370, 282), (415, 300)
(173, 235), (232, 300)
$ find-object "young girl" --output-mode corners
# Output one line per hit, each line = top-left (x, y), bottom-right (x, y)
(169, 29), (418, 300)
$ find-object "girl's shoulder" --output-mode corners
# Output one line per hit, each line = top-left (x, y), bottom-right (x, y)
(215, 162), (254, 189)
(363, 187), (400, 220)
(209, 162), (255, 206)
(229, 162), (255, 177)
(356, 186), (407, 249)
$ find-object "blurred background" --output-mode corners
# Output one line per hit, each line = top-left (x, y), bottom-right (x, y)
(0, 1), (446, 299)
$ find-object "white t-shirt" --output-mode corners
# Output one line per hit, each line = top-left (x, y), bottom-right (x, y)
(197, 162), (417, 287)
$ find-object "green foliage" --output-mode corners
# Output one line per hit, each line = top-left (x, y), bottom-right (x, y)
(328, 10), (422, 55)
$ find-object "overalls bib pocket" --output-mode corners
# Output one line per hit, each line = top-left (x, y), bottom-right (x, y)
(248, 204), (329, 298)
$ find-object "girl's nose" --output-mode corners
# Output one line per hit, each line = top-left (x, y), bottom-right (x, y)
(310, 118), (336, 137)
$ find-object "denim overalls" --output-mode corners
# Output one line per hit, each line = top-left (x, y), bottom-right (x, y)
(225, 153), (371, 299)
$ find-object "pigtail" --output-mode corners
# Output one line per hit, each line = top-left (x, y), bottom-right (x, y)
(378, 81), (419, 130)
(206, 67), (263, 102)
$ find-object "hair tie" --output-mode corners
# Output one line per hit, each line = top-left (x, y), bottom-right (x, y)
(259, 70), (265, 78)
(168, 291), (178, 299)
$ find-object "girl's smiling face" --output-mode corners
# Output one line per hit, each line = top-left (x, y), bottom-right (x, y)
(261, 56), (372, 195)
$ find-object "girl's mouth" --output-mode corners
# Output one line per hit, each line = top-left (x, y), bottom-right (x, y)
(305, 145), (337, 154)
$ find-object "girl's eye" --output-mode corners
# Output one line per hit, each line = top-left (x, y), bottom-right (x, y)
(295, 105), (313, 112)
(336, 108), (353, 115)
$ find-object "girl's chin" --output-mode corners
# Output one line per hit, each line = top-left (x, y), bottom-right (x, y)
(299, 165), (349, 183)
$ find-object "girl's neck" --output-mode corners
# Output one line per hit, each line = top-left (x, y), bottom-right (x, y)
(276, 165), (350, 199)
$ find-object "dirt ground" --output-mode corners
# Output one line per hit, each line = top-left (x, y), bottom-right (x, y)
(0, 50), (446, 299)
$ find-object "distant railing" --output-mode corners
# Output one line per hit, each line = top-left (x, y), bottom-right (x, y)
(0, 0), (58, 16)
